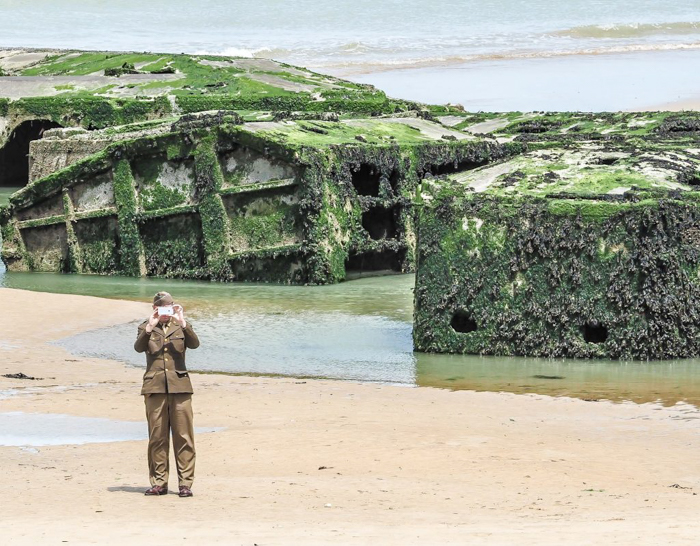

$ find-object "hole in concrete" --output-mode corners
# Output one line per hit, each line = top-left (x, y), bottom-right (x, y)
(345, 248), (405, 274)
(582, 322), (608, 344)
(451, 310), (478, 333)
(351, 163), (381, 196)
(678, 169), (700, 186)
(362, 206), (398, 240)
(388, 169), (400, 192)
(430, 159), (487, 176)
(0, 120), (63, 187)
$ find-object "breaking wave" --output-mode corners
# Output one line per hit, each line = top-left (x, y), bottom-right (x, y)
(555, 21), (700, 39)
(313, 41), (700, 75)
(192, 23), (700, 76)
(197, 40), (700, 70)
(193, 46), (278, 58)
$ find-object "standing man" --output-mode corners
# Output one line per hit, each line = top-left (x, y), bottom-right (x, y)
(134, 291), (200, 497)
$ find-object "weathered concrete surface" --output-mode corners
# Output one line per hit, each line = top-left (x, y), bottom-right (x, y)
(0, 48), (430, 192)
(0, 48), (392, 101)
(0, 49), (58, 71)
(414, 141), (700, 360)
(28, 123), (173, 182)
(1, 111), (507, 284)
(344, 117), (475, 141)
(0, 74), (183, 100)
(443, 147), (700, 195)
(8, 47), (700, 360)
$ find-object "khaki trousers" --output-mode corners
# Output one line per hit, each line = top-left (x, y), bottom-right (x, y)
(144, 393), (196, 488)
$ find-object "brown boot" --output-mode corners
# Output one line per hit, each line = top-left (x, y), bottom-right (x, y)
(178, 485), (193, 497)
(145, 485), (168, 496)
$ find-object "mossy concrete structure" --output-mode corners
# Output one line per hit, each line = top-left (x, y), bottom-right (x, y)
(0, 48), (492, 283)
(1, 110), (510, 283)
(0, 48), (432, 189)
(414, 137), (700, 360)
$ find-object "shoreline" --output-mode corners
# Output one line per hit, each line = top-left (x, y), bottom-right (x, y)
(2, 286), (700, 544)
(345, 48), (700, 112)
(2, 46), (699, 113)
(632, 97), (700, 112)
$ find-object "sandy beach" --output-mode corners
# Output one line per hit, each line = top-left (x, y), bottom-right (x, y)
(637, 97), (700, 112)
(0, 287), (698, 544)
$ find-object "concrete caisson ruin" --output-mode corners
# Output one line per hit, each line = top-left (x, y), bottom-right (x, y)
(413, 131), (700, 360)
(0, 49), (510, 283)
(0, 48), (425, 189)
(1, 110), (509, 283)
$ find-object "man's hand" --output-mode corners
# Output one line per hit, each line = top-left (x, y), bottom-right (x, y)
(145, 310), (159, 333)
(174, 304), (187, 328)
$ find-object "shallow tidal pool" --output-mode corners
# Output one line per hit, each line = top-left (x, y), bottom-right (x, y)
(0, 411), (221, 447)
(3, 270), (700, 407)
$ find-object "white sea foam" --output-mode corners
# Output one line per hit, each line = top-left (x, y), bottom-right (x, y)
(306, 41), (700, 75)
(193, 47), (274, 58)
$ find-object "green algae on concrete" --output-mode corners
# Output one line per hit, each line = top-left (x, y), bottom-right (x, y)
(0, 111), (508, 283)
(0, 48), (443, 201)
(413, 147), (700, 360)
(452, 111), (700, 146)
(0, 48), (421, 145)
(443, 146), (700, 198)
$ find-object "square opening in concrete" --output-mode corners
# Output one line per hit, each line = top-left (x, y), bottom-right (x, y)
(361, 205), (399, 240)
(345, 248), (406, 274)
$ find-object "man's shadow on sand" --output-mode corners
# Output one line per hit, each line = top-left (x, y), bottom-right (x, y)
(108, 486), (150, 494)
(108, 485), (179, 495)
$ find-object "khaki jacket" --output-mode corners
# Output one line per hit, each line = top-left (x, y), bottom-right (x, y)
(134, 318), (200, 395)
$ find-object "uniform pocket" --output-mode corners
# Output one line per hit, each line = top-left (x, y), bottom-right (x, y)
(175, 370), (189, 378)
(170, 336), (186, 353)
(143, 371), (156, 380)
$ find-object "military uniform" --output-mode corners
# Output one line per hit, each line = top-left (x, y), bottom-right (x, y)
(135, 311), (200, 491)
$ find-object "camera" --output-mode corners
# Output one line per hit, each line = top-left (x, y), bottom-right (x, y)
(157, 305), (175, 317)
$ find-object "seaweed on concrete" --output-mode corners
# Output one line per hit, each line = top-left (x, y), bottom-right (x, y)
(1, 111), (509, 284)
(414, 144), (700, 360)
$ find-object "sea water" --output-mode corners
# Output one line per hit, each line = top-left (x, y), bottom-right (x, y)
(1, 0), (700, 109)
(0, 187), (20, 207)
(0, 411), (222, 446)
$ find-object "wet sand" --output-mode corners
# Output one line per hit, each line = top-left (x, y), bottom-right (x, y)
(1, 287), (700, 544)
(348, 48), (700, 112)
(636, 97), (700, 112)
